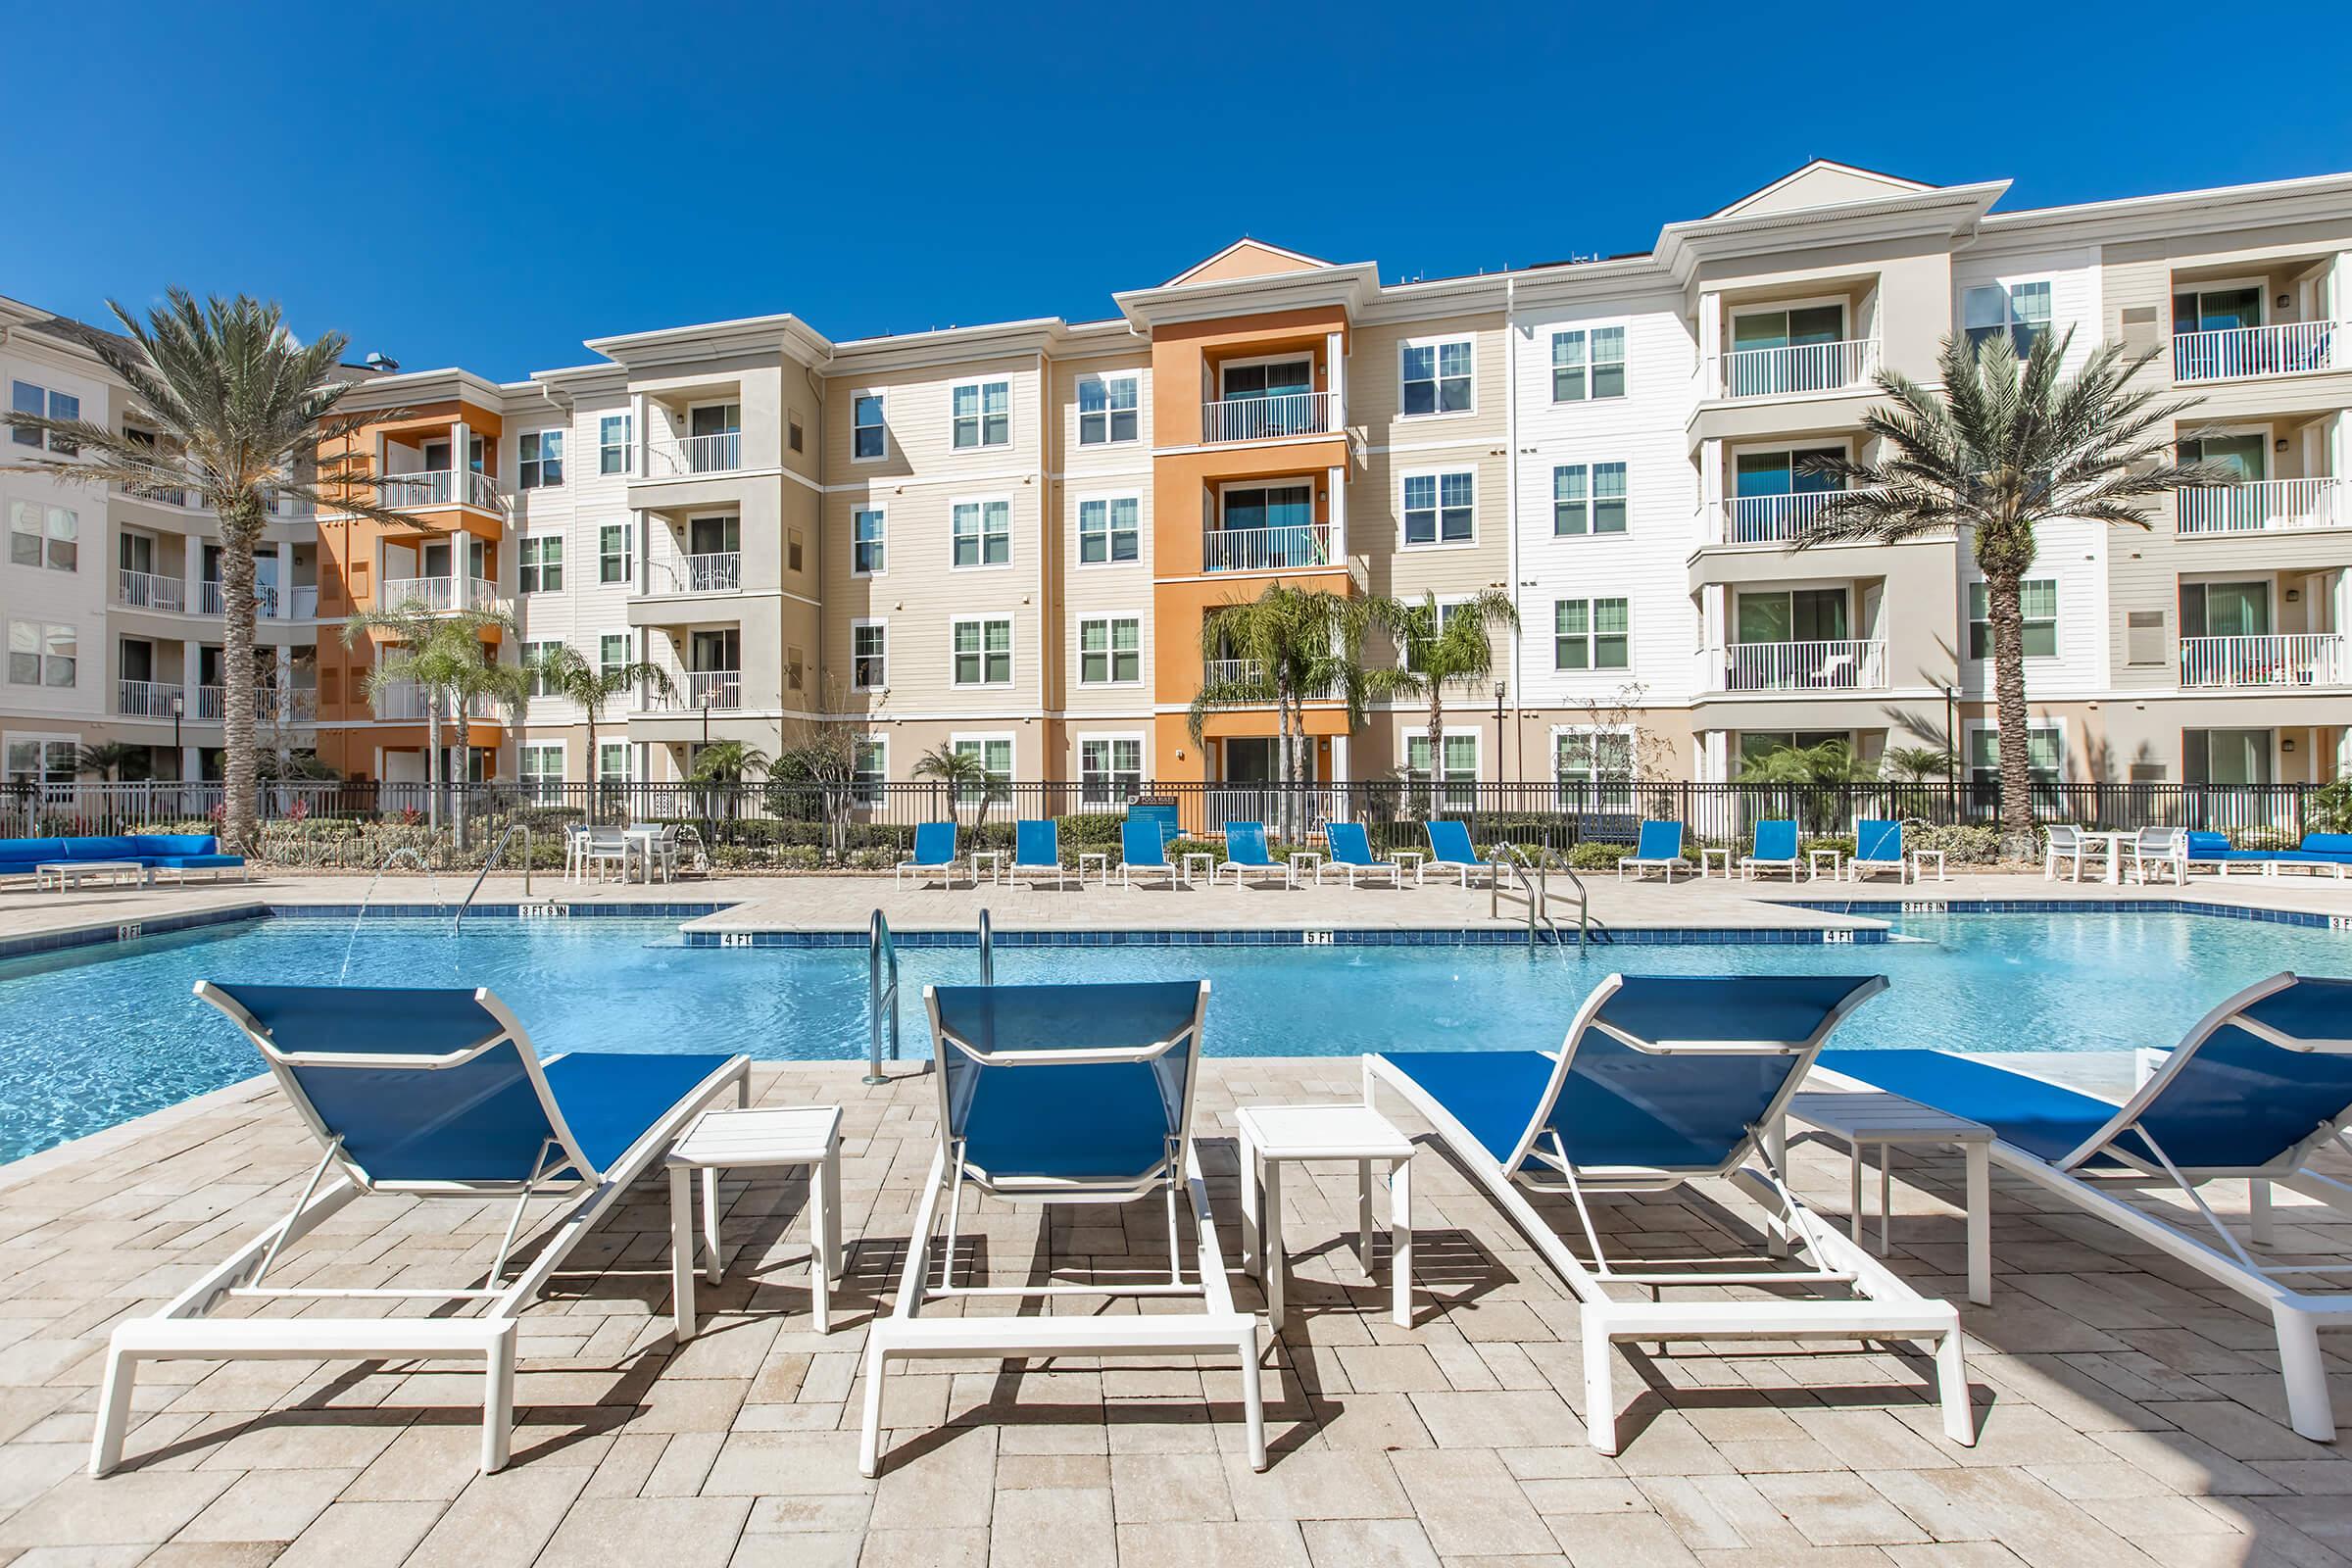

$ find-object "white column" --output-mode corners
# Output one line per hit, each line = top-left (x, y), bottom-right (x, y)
(274, 540), (293, 617)
(1697, 291), (1723, 398)
(1329, 733), (1349, 785)
(450, 420), (468, 507)
(1327, 465), (1348, 561)
(1325, 329), (1347, 426)
(182, 538), (205, 613)
(1698, 438), (1725, 546)
(633, 393), (652, 477)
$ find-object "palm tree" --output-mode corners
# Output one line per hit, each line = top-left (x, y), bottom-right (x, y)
(1371, 588), (1520, 815)
(1881, 746), (1952, 783)
(687, 738), (772, 824)
(911, 742), (994, 838)
(1799, 331), (2221, 858)
(341, 603), (528, 830)
(1186, 584), (1382, 841)
(74, 741), (147, 784)
(530, 644), (674, 821)
(0, 291), (421, 851)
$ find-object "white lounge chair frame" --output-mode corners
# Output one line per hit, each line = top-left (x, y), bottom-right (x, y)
(90, 985), (749, 1478)
(860, 983), (1261, 1477)
(1364, 975), (1973, 1455)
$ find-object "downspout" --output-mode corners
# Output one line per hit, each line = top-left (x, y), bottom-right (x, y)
(1503, 273), (1521, 786)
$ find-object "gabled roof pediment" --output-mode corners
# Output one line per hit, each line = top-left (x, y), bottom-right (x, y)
(1714, 160), (1936, 219)
(1163, 238), (1333, 288)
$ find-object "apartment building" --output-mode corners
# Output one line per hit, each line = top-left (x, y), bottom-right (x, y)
(10, 159), (2349, 802)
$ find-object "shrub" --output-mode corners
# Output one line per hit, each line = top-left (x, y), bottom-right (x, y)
(1054, 812), (1126, 851)
(1906, 822), (2002, 864)
(2236, 826), (2300, 853)
(1565, 841), (1636, 871)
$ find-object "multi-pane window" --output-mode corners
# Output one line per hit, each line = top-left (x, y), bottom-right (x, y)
(8, 621), (75, 686)
(518, 430), (564, 489)
(599, 743), (629, 785)
(952, 500), (1010, 567)
(600, 633), (628, 676)
(1401, 470), (1474, 545)
(1550, 326), (1626, 402)
(1400, 339), (1473, 416)
(598, 414), (632, 474)
(1963, 281), (2052, 357)
(523, 639), (562, 696)
(1967, 723), (2062, 790)
(950, 736), (1012, 803)
(1077, 373), (1139, 445)
(1078, 496), (1140, 564)
(1967, 578), (2058, 659)
(517, 536), (563, 593)
(518, 743), (564, 804)
(1554, 728), (1634, 808)
(1078, 617), (1141, 684)
(599, 521), (632, 583)
(1406, 733), (1479, 810)
(1551, 463), (1628, 535)
(8, 381), (79, 453)
(952, 618), (1011, 685)
(1553, 598), (1629, 670)
(853, 394), (886, 460)
(1080, 737), (1143, 804)
(7, 500), (76, 570)
(852, 737), (886, 807)
(852, 622), (888, 689)
(853, 508), (886, 574)
(952, 380), (1010, 449)
(4, 738), (76, 787)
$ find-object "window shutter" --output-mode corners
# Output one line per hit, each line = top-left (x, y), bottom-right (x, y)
(2120, 305), (2161, 356)
(2125, 609), (2167, 665)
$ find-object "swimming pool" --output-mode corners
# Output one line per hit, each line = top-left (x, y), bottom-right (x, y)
(0, 909), (2343, 1163)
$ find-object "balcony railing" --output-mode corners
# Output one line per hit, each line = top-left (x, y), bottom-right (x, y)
(1718, 490), (1859, 545)
(117, 679), (182, 718)
(2179, 633), (2348, 689)
(289, 584), (318, 619)
(1707, 639), (1888, 693)
(2173, 321), (2346, 382)
(1717, 338), (1880, 399)
(379, 576), (501, 612)
(120, 481), (199, 510)
(371, 682), (500, 721)
(652, 432), (744, 475)
(379, 469), (505, 510)
(117, 569), (184, 612)
(674, 552), (742, 593)
(1200, 390), (1338, 444)
(2178, 477), (2352, 536)
(688, 669), (741, 710)
(198, 580), (225, 615)
(1201, 522), (1334, 573)
(1199, 659), (1334, 700)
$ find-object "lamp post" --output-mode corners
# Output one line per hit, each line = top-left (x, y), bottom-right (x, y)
(1943, 684), (1960, 821)
(1493, 680), (1508, 800)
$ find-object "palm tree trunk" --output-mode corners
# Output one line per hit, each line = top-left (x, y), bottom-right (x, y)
(1426, 691), (1446, 819)
(1275, 681), (1296, 843)
(217, 507), (264, 853)
(1985, 572), (2037, 860)
(424, 698), (443, 834)
(584, 710), (598, 825)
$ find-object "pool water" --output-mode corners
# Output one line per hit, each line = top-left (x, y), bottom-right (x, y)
(0, 911), (2343, 1163)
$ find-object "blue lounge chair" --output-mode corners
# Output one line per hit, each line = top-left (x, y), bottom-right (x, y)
(1216, 821), (1288, 888)
(1616, 819), (1686, 883)
(1011, 818), (1067, 888)
(896, 820), (958, 886)
(2183, 830), (2270, 879)
(1740, 818), (1800, 882)
(1423, 819), (1488, 887)
(1817, 972), (2352, 1442)
(1119, 815), (1178, 888)
(861, 980), (1259, 1475)
(92, 984), (749, 1477)
(1322, 820), (1402, 887)
(1367, 973), (1971, 1453)
(2263, 832), (2352, 880)
(1850, 818), (1907, 881)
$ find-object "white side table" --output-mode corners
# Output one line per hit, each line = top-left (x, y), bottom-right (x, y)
(969, 850), (1005, 886)
(1392, 850), (1427, 884)
(37, 860), (148, 892)
(1806, 849), (1843, 882)
(1236, 1103), (1416, 1326)
(1697, 846), (1734, 879)
(1769, 1090), (1992, 1305)
(1909, 850), (1948, 883)
(1182, 851), (1216, 888)
(1078, 851), (1109, 886)
(667, 1104), (843, 1338)
(1286, 851), (1323, 888)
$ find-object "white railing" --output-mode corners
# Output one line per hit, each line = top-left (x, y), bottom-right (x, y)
(267, 689), (318, 723)
(1203, 658), (1265, 689)
(466, 575), (501, 610)
(1200, 390), (1338, 444)
(195, 685), (226, 720)
(121, 481), (199, 510)
(1709, 639), (1888, 692)
(117, 679), (182, 718)
(382, 575), (454, 612)
(289, 584), (318, 619)
(1719, 490), (1854, 545)
(1204, 786), (1347, 830)
(2179, 634), (2347, 689)
(370, 682), (499, 721)
(1201, 522), (1335, 573)
(678, 552), (742, 592)
(2178, 478), (2352, 535)
(117, 569), (184, 612)
(466, 469), (502, 509)
(199, 580), (225, 615)
(653, 432), (743, 475)
(688, 669), (741, 710)
(380, 469), (456, 508)
(2174, 321), (2345, 382)
(1717, 338), (1880, 399)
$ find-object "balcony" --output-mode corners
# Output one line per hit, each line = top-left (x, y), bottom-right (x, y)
(665, 552), (741, 594)
(1704, 640), (1887, 693)
(290, 585), (318, 619)
(686, 670), (741, 710)
(117, 679), (182, 718)
(379, 576), (502, 613)
(1200, 391), (1339, 444)
(1201, 522), (1335, 573)
(117, 569), (184, 612)
(2173, 322), (2348, 383)
(1200, 659), (1334, 700)
(379, 469), (505, 511)
(2178, 478), (2352, 536)
(371, 682), (501, 721)
(2178, 633), (2348, 689)
(650, 432), (743, 476)
(1716, 339), (1880, 399)
(1715, 491), (1859, 546)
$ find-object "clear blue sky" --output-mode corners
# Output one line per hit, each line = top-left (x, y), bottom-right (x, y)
(11, 1), (2348, 381)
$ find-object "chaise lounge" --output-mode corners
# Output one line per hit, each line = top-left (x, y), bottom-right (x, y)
(0, 833), (248, 887)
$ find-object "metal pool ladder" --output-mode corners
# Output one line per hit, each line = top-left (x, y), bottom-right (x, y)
(1490, 845), (1603, 952)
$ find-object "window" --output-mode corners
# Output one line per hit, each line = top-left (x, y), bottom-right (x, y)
(2175, 286), (2262, 335)
(788, 528), (805, 573)
(787, 646), (806, 692)
(523, 639), (562, 696)
(1078, 496), (1140, 564)
(1728, 305), (1848, 395)
(950, 736), (1012, 803)
(518, 743), (564, 804)
(952, 500), (1010, 567)
(9, 381), (79, 453)
(952, 380), (1010, 449)
(2180, 432), (2266, 480)
(2184, 728), (2272, 786)
(1080, 736), (1143, 804)
(952, 618), (1012, 686)
(1967, 578), (2058, 659)
(1406, 733), (1478, 811)
(1401, 470), (1475, 546)
(599, 742), (629, 785)
(598, 415), (632, 475)
(8, 622), (75, 687)
(1554, 728), (1634, 808)
(1553, 598), (1629, 670)
(599, 633), (628, 676)
(4, 737), (76, 788)
(518, 430), (564, 489)
(1963, 281), (2052, 356)
(1967, 722), (2062, 797)
(1550, 327), (1626, 402)
(853, 736), (886, 807)
(1551, 463), (1627, 536)
(788, 414), (805, 454)
(599, 521), (632, 583)
(1399, 338), (1473, 416)
(517, 536), (563, 593)
(7, 501), (76, 570)
(2180, 579), (2270, 643)
(1078, 373), (1139, 445)
(1078, 617), (1141, 684)
(853, 394), (886, 461)
(853, 508), (886, 574)
(852, 622), (888, 689)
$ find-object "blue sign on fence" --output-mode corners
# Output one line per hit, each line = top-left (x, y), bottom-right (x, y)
(1126, 799), (1182, 848)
